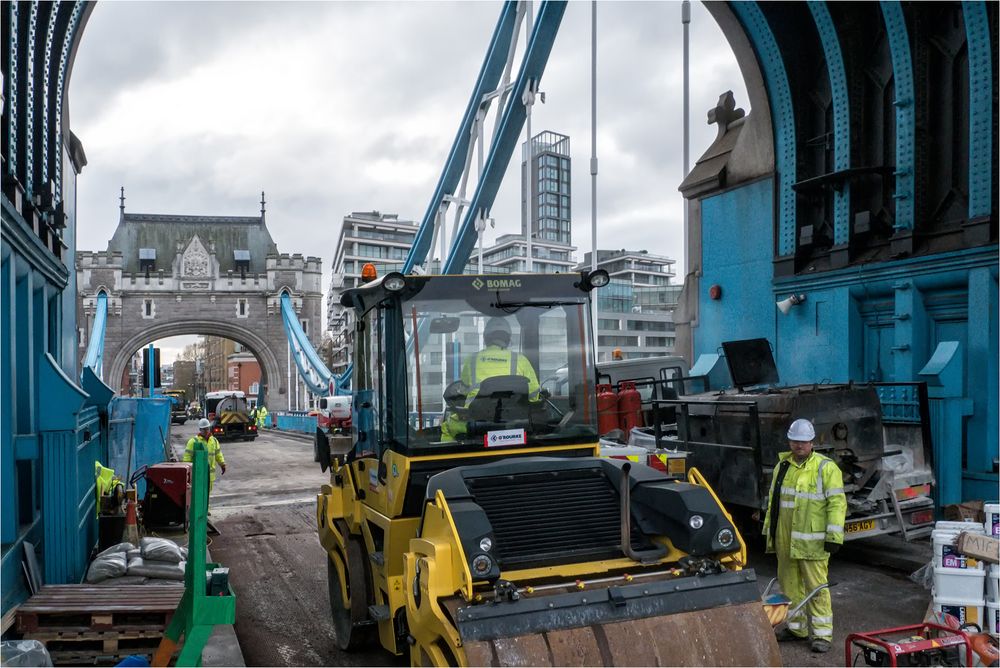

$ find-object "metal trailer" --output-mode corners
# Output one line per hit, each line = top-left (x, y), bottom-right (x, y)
(640, 340), (935, 542)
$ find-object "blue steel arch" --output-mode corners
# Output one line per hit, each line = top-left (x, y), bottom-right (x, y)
(3, 0), (97, 614)
(807, 1), (851, 245)
(879, 1), (915, 232)
(963, 1), (994, 219)
(729, 1), (797, 257)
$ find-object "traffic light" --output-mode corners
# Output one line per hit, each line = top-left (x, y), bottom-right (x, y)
(142, 347), (161, 388)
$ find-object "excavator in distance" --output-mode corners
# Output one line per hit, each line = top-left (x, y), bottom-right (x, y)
(315, 269), (780, 666)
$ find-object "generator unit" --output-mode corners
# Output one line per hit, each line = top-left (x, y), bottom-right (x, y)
(141, 462), (191, 530)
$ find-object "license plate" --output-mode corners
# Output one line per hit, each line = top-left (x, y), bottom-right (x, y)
(845, 519), (877, 534)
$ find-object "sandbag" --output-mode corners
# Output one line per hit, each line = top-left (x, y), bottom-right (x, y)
(127, 548), (141, 561)
(96, 575), (147, 586)
(127, 556), (185, 581)
(140, 537), (184, 563)
(85, 552), (127, 583)
(97, 542), (135, 558)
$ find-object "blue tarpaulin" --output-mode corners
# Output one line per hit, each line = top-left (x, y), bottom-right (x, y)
(107, 398), (172, 497)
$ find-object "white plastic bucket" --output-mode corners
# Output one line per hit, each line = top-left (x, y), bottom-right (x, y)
(933, 596), (985, 628)
(933, 530), (985, 570)
(935, 520), (987, 533)
(988, 564), (999, 603)
(985, 503), (1000, 538)
(934, 567), (986, 600)
(987, 601), (1000, 638)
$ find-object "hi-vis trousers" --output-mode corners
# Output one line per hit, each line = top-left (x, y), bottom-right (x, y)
(776, 537), (833, 640)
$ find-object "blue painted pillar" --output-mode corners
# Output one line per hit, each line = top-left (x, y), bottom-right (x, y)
(807, 2), (851, 247)
(37, 353), (91, 584)
(879, 2), (916, 237)
(965, 267), (999, 498)
(919, 342), (972, 507)
(963, 1), (994, 220)
(892, 280), (928, 381)
(41, 431), (81, 583)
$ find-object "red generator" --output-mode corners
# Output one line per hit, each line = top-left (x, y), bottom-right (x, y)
(142, 462), (192, 530)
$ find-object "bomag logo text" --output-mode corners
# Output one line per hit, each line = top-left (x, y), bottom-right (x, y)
(485, 279), (521, 290)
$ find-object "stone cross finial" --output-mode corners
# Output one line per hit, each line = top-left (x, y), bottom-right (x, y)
(707, 91), (745, 140)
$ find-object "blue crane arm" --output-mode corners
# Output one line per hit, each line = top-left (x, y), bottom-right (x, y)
(82, 291), (108, 374)
(403, 1), (520, 274)
(443, 0), (567, 274)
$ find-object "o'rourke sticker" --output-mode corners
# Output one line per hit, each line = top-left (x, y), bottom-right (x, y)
(484, 428), (526, 447)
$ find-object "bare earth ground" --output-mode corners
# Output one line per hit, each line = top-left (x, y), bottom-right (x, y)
(173, 422), (931, 667)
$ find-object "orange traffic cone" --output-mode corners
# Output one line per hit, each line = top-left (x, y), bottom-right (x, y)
(124, 488), (140, 545)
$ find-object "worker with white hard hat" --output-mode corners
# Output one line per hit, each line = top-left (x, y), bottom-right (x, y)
(762, 418), (846, 654)
(182, 418), (227, 496)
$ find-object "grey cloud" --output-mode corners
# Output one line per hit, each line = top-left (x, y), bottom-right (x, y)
(71, 1), (747, 291)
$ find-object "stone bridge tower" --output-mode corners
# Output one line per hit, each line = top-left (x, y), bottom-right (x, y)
(77, 197), (322, 410)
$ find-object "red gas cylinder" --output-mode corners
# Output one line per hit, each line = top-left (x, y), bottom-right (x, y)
(617, 381), (644, 437)
(596, 384), (619, 436)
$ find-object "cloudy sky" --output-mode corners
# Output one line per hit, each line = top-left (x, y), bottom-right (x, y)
(69, 1), (747, 362)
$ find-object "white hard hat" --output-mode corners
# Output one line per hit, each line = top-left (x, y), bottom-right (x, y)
(198, 418), (212, 430)
(787, 418), (816, 441)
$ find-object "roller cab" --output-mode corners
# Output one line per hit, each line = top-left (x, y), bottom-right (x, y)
(316, 272), (779, 666)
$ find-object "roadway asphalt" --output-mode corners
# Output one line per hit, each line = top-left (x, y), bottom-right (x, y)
(171, 422), (934, 667)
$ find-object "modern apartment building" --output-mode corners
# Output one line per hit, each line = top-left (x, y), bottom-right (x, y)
(326, 212), (419, 373)
(481, 234), (576, 274)
(576, 250), (680, 361)
(522, 131), (572, 245)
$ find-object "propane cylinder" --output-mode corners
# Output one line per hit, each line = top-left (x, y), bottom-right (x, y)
(617, 381), (644, 437)
(596, 384), (619, 436)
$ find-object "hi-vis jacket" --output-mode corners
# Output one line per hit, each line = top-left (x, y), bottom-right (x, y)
(763, 451), (847, 560)
(460, 345), (540, 399)
(183, 435), (226, 482)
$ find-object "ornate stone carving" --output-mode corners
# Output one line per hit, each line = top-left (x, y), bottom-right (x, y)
(181, 235), (211, 278)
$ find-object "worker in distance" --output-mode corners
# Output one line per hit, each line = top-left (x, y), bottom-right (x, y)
(183, 418), (228, 500)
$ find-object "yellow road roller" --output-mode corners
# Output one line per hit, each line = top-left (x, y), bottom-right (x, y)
(315, 269), (779, 666)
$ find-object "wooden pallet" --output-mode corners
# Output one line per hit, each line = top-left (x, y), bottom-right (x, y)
(16, 584), (183, 633)
(36, 632), (162, 665)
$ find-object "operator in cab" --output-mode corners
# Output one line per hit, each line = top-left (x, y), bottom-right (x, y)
(440, 317), (540, 441)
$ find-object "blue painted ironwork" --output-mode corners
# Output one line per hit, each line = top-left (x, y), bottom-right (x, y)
(54, 2), (86, 201)
(40, 5), (58, 188)
(279, 292), (350, 396)
(879, 1), (915, 231)
(25, 3), (38, 197)
(404, 1), (519, 274)
(807, 1), (851, 244)
(38, 354), (101, 584)
(3, 0), (100, 617)
(7, 2), (19, 177)
(82, 290), (107, 375)
(730, 1), (797, 257)
(443, 1), (568, 274)
(875, 384), (921, 423)
(963, 1), (993, 219)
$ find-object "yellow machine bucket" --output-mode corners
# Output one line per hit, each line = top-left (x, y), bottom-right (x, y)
(456, 575), (780, 667)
